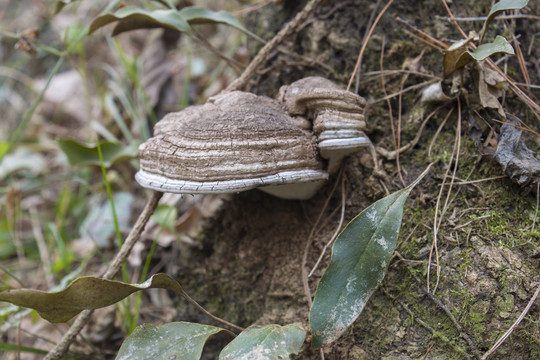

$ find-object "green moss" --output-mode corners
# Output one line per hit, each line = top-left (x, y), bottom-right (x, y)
(456, 248), (472, 277)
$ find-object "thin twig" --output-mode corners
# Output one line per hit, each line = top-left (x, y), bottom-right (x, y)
(377, 105), (443, 160)
(371, 80), (436, 104)
(347, 0), (395, 91)
(225, 0), (324, 92)
(395, 51), (425, 186)
(231, 0), (274, 15)
(401, 28), (446, 52)
(379, 37), (397, 159)
(180, 291), (243, 333)
(29, 207), (53, 288)
(192, 30), (244, 74)
(439, 175), (507, 186)
(512, 34), (530, 89)
(308, 173), (346, 277)
(354, 0), (384, 93)
(481, 283), (540, 359)
(396, 16), (448, 50)
(428, 106), (454, 157)
(389, 292), (473, 357)
(436, 14), (540, 22)
(45, 191), (163, 360)
(531, 183), (540, 243)
(428, 101), (461, 294)
(302, 173), (342, 308)
(440, 0), (467, 39)
(395, 252), (482, 358)
(437, 98), (462, 228)
(363, 69), (440, 80)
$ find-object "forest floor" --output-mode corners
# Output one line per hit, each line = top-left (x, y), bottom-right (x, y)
(1, 0), (540, 359)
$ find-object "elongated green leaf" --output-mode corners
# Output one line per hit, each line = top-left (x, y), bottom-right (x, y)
(309, 166), (431, 348)
(57, 139), (138, 167)
(481, 0), (529, 41)
(0, 342), (48, 355)
(0, 216), (16, 259)
(0, 273), (187, 323)
(117, 322), (223, 360)
(89, 7), (192, 36)
(179, 7), (246, 32)
(219, 323), (305, 360)
(0, 141), (9, 159)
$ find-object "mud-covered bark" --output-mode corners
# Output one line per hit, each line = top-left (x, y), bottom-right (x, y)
(174, 1), (540, 359)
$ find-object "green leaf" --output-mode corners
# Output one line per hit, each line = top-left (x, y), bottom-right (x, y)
(0, 273), (188, 323)
(449, 36), (515, 76)
(0, 342), (48, 355)
(54, 0), (79, 14)
(0, 141), (8, 159)
(155, 0), (176, 9)
(0, 217), (16, 259)
(116, 322), (223, 360)
(468, 35), (515, 61)
(152, 204), (178, 231)
(63, 24), (88, 54)
(481, 0), (529, 41)
(57, 139), (138, 168)
(309, 167), (431, 348)
(89, 7), (192, 36)
(219, 323), (305, 360)
(179, 7), (246, 32)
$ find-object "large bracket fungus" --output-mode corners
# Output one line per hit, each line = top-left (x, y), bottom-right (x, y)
(136, 77), (370, 200)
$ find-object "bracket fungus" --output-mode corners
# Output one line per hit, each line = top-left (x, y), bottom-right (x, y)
(136, 77), (370, 200)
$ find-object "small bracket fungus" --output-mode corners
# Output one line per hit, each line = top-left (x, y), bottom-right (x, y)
(278, 77), (370, 173)
(136, 77), (370, 200)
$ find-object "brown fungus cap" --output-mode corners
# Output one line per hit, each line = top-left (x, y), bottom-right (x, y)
(136, 91), (328, 199)
(278, 77), (371, 173)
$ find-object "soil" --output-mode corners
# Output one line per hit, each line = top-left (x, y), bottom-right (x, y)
(168, 1), (540, 359)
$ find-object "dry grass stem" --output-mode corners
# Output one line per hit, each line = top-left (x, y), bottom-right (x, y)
(29, 207), (53, 288)
(372, 80), (436, 104)
(379, 37), (397, 155)
(301, 171), (342, 308)
(481, 283), (540, 359)
(353, 0), (384, 92)
(308, 173), (346, 278)
(232, 0), (274, 15)
(512, 34), (531, 88)
(347, 0), (395, 91)
(192, 31), (245, 74)
(396, 16), (448, 50)
(377, 105), (443, 160)
(363, 69), (440, 80)
(428, 99), (462, 294)
(428, 106), (454, 157)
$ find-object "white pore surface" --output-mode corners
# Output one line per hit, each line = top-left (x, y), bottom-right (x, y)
(318, 136), (371, 151)
(135, 169), (329, 198)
